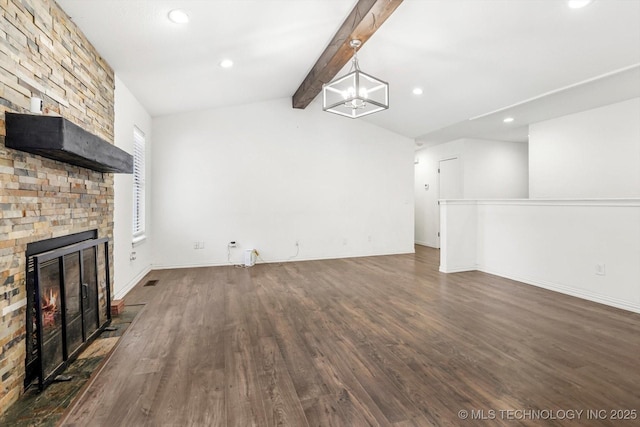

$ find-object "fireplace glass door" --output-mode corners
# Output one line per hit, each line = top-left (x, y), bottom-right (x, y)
(64, 252), (83, 356)
(39, 258), (64, 382)
(97, 243), (108, 327)
(82, 247), (99, 338)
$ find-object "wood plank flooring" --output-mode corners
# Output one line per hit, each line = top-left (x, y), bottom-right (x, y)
(60, 246), (640, 426)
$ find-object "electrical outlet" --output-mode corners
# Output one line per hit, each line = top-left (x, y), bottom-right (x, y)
(228, 241), (237, 248)
(595, 264), (606, 276)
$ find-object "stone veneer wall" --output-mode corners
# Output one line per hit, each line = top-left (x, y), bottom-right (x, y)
(0, 0), (115, 413)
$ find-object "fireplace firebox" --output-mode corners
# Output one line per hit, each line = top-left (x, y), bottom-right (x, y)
(25, 230), (111, 389)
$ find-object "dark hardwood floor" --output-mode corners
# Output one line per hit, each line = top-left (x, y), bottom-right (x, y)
(60, 246), (640, 426)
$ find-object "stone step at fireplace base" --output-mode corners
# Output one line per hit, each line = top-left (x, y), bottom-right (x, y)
(110, 299), (125, 316)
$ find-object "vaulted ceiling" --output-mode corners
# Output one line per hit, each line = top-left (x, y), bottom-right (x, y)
(57, 0), (640, 145)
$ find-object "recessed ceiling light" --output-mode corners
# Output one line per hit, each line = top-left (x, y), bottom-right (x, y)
(219, 59), (234, 68)
(568, 0), (594, 9)
(168, 9), (189, 24)
(412, 87), (423, 95)
(503, 117), (514, 123)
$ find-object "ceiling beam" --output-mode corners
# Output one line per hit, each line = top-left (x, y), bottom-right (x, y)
(292, 0), (404, 109)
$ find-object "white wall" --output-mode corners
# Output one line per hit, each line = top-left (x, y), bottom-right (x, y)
(414, 138), (528, 247)
(463, 139), (529, 199)
(150, 97), (415, 268)
(113, 76), (153, 298)
(440, 199), (640, 313)
(529, 97), (640, 199)
(439, 200), (477, 273)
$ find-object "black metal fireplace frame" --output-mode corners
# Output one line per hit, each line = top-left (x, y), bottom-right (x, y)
(25, 231), (112, 390)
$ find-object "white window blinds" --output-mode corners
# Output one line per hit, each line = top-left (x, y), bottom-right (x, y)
(133, 127), (145, 239)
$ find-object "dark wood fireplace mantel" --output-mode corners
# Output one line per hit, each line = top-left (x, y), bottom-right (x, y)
(5, 113), (133, 174)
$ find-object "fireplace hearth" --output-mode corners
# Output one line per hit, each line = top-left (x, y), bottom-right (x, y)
(25, 231), (111, 390)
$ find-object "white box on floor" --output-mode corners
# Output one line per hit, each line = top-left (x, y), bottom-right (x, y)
(244, 249), (256, 267)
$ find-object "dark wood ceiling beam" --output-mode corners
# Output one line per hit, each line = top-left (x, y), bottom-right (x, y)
(292, 0), (404, 109)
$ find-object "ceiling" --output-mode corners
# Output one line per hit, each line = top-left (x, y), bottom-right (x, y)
(57, 0), (640, 145)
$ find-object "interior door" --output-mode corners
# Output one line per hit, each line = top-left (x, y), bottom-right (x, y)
(438, 157), (463, 246)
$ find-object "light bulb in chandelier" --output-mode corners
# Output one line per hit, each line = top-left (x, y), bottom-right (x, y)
(342, 87), (369, 100)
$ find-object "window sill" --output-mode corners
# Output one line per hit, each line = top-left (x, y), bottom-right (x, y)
(132, 235), (147, 247)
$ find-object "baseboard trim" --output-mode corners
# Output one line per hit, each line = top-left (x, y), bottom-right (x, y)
(152, 249), (415, 271)
(415, 240), (438, 249)
(477, 266), (640, 314)
(439, 265), (477, 273)
(114, 265), (152, 300)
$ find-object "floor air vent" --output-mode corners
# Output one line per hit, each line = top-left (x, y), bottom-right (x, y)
(143, 280), (158, 287)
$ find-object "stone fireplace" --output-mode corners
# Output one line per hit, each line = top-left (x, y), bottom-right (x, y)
(1, 0), (119, 413)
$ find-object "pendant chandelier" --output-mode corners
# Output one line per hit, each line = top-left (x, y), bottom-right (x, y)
(322, 39), (389, 119)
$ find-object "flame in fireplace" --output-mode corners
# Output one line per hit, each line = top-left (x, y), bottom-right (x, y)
(42, 288), (59, 328)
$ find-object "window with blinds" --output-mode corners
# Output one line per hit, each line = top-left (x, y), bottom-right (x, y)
(132, 127), (145, 241)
